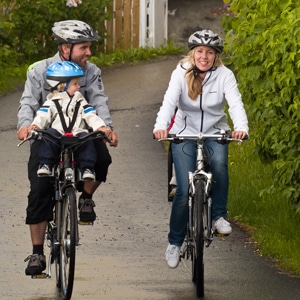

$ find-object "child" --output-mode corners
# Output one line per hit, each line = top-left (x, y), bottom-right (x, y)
(30, 61), (109, 181)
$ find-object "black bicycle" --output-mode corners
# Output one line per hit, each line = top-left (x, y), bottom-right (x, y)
(18, 129), (110, 300)
(159, 130), (246, 298)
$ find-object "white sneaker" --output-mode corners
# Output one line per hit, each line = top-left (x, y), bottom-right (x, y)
(37, 164), (52, 176)
(215, 217), (232, 235)
(165, 244), (180, 268)
(82, 168), (95, 181)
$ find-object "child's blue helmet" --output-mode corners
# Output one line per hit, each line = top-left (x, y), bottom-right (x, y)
(46, 61), (85, 88)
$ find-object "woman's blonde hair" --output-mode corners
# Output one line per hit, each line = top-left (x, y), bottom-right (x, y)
(181, 48), (223, 100)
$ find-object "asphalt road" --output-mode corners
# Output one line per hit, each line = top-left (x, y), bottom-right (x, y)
(1, 57), (300, 299)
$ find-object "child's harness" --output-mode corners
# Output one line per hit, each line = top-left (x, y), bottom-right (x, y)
(53, 100), (81, 136)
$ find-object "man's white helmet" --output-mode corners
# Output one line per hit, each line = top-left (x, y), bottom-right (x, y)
(52, 20), (100, 44)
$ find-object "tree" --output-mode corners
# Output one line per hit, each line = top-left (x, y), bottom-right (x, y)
(1, 0), (112, 63)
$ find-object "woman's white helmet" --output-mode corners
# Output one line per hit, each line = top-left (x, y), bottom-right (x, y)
(188, 29), (223, 53)
(52, 20), (100, 44)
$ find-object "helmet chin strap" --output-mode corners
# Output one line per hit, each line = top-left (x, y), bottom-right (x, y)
(193, 57), (217, 78)
(64, 80), (70, 92)
(59, 44), (74, 62)
(68, 44), (74, 61)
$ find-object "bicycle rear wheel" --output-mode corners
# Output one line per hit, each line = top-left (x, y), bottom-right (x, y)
(192, 178), (205, 298)
(60, 186), (77, 300)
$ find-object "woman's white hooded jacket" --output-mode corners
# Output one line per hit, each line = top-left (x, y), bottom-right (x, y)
(153, 62), (248, 135)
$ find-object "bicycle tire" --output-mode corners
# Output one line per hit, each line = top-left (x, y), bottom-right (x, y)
(192, 178), (205, 298)
(60, 186), (77, 300)
(167, 142), (173, 202)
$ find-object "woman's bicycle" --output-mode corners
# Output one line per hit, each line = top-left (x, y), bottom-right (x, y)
(159, 130), (246, 298)
(18, 129), (110, 300)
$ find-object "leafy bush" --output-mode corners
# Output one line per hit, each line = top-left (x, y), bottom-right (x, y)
(1, 0), (112, 63)
(222, 0), (300, 210)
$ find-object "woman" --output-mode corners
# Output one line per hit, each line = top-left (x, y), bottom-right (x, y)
(153, 29), (248, 268)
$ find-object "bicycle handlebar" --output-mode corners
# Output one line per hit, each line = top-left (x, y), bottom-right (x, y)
(17, 129), (111, 147)
(158, 131), (248, 144)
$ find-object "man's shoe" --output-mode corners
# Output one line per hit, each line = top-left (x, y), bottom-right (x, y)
(79, 198), (96, 222)
(165, 244), (180, 268)
(37, 164), (52, 176)
(82, 168), (95, 181)
(24, 254), (46, 276)
(215, 217), (232, 235)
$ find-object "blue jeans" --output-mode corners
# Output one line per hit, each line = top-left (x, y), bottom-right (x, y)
(169, 139), (229, 246)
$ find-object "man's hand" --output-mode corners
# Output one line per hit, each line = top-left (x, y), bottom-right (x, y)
(98, 127), (118, 147)
(109, 131), (118, 147)
(17, 126), (30, 140)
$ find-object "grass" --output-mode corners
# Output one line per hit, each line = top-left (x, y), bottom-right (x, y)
(228, 136), (300, 276)
(90, 40), (183, 67)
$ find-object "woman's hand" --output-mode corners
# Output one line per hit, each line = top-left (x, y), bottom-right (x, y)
(231, 130), (247, 140)
(153, 129), (168, 140)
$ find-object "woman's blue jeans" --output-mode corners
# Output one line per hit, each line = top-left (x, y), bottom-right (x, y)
(169, 139), (229, 247)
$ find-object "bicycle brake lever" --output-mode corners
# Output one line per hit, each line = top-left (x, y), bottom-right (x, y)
(17, 130), (39, 147)
(97, 132), (112, 144)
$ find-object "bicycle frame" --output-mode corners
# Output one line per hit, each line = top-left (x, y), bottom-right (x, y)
(158, 130), (245, 298)
(18, 129), (110, 299)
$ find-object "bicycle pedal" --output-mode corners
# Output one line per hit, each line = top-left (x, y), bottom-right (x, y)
(78, 220), (94, 225)
(31, 273), (50, 279)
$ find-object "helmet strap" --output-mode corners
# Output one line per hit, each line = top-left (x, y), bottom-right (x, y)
(64, 80), (70, 92)
(193, 57), (217, 78)
(193, 66), (207, 78)
(68, 44), (75, 61)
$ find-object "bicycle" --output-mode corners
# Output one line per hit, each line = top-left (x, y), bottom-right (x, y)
(18, 129), (110, 300)
(159, 130), (246, 298)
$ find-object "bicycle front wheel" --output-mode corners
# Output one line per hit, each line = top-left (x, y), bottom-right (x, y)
(192, 178), (205, 298)
(60, 186), (77, 300)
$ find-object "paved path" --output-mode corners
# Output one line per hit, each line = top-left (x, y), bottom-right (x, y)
(1, 57), (300, 299)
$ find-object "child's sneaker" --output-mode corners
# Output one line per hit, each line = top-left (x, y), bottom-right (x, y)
(37, 164), (52, 176)
(82, 168), (95, 181)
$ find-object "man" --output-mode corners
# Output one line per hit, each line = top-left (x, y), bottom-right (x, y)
(17, 20), (118, 276)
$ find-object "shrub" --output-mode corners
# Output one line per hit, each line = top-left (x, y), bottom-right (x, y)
(0, 0), (112, 63)
(222, 0), (300, 210)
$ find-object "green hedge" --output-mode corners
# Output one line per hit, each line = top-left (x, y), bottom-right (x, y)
(222, 0), (300, 211)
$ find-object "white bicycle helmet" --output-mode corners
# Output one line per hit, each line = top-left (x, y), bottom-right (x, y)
(52, 20), (100, 44)
(188, 29), (223, 53)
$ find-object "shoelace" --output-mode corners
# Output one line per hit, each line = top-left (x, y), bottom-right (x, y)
(82, 199), (95, 207)
(169, 246), (179, 256)
(41, 165), (51, 171)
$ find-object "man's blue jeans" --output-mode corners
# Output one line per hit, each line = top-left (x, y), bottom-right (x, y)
(169, 139), (229, 247)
